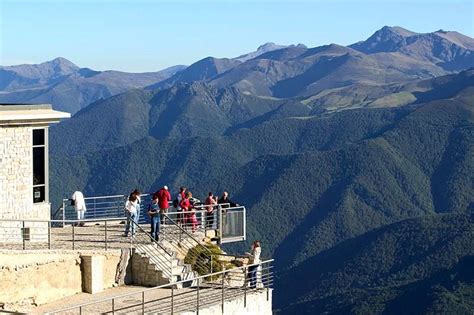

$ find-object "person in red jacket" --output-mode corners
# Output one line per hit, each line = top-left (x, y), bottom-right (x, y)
(180, 191), (197, 232)
(156, 185), (171, 224)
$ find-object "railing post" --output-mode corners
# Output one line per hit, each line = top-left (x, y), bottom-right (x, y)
(72, 224), (75, 250)
(62, 199), (66, 227)
(196, 277), (200, 314)
(112, 298), (115, 314)
(171, 286), (174, 315)
(243, 207), (247, 241)
(22, 220), (25, 250)
(48, 221), (51, 250)
(266, 264), (270, 301)
(79, 305), (82, 315)
(105, 220), (108, 251)
(142, 291), (145, 314)
(244, 266), (247, 307)
(218, 207), (222, 245)
(221, 265), (225, 314)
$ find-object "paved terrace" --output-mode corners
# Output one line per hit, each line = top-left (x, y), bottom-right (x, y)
(0, 220), (205, 251)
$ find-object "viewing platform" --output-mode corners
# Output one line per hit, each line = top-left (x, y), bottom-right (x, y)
(0, 193), (273, 314)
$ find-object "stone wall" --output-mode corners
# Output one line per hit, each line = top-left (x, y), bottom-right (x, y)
(0, 125), (51, 242)
(0, 250), (122, 311)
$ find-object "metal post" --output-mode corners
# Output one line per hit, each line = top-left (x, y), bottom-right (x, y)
(244, 266), (247, 307)
(210, 255), (213, 275)
(62, 200), (66, 227)
(112, 298), (115, 314)
(221, 267), (225, 314)
(105, 220), (108, 251)
(171, 286), (174, 315)
(79, 306), (82, 315)
(196, 278), (200, 314)
(142, 291), (145, 314)
(266, 264), (270, 301)
(72, 224), (75, 250)
(48, 221), (51, 250)
(22, 220), (25, 250)
(218, 208), (222, 245)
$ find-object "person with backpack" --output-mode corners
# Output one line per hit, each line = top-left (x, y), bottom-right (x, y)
(148, 194), (160, 241)
(156, 185), (171, 224)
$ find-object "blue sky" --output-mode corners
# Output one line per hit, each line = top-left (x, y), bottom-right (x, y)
(1, 0), (473, 72)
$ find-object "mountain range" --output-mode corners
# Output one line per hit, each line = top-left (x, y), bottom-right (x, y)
(2, 26), (474, 314)
(0, 57), (185, 114)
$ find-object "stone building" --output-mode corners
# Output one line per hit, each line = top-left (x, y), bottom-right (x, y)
(0, 104), (70, 240)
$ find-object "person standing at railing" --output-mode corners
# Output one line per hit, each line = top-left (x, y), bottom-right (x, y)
(205, 192), (218, 229)
(71, 191), (87, 226)
(148, 194), (160, 241)
(156, 185), (171, 225)
(180, 191), (198, 233)
(123, 194), (139, 236)
(174, 186), (186, 226)
(218, 191), (239, 234)
(246, 240), (261, 289)
(130, 189), (141, 223)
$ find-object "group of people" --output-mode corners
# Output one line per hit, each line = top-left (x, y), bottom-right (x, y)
(72, 188), (262, 288)
(122, 186), (239, 240)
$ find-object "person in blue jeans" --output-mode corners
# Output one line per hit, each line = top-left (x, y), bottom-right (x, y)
(148, 195), (160, 241)
(123, 194), (139, 236)
(130, 189), (141, 223)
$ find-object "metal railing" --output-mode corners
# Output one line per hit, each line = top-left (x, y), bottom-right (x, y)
(48, 259), (274, 314)
(58, 194), (154, 226)
(0, 217), (127, 251)
(56, 193), (246, 244)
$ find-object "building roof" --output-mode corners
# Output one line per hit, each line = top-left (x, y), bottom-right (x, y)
(0, 104), (70, 126)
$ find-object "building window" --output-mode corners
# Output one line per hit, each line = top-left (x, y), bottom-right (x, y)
(33, 129), (46, 203)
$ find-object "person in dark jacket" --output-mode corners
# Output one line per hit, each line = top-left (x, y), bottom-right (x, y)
(218, 191), (238, 208)
(217, 191), (238, 232)
(148, 194), (160, 241)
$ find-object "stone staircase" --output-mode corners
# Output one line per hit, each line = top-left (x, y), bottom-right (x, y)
(132, 245), (198, 288)
(130, 223), (212, 288)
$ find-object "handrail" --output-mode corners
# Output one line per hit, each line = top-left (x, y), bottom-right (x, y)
(51, 205), (63, 219)
(130, 220), (172, 257)
(163, 213), (213, 256)
(0, 217), (126, 223)
(62, 194), (126, 202)
(48, 258), (274, 314)
(0, 217), (127, 223)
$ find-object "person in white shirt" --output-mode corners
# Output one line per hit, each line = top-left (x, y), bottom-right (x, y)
(71, 191), (87, 226)
(123, 194), (139, 236)
(246, 240), (261, 288)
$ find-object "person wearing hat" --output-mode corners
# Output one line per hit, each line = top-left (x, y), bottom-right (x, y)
(156, 185), (171, 224)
